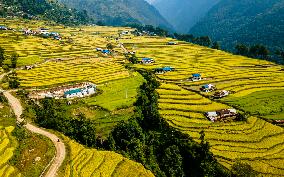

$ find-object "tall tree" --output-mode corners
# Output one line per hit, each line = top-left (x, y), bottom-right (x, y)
(235, 44), (249, 56)
(212, 41), (220, 50)
(0, 47), (5, 66)
(11, 52), (18, 68)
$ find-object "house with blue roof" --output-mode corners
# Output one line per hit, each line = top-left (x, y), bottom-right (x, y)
(102, 49), (111, 54)
(200, 84), (216, 92)
(64, 84), (96, 98)
(191, 73), (202, 81)
(154, 66), (175, 74)
(0, 26), (8, 30)
(142, 58), (154, 64)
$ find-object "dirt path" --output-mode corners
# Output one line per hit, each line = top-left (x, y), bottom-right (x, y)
(3, 91), (66, 177)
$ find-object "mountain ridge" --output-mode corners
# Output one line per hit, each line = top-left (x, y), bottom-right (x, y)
(189, 0), (284, 51)
(58, 0), (173, 30)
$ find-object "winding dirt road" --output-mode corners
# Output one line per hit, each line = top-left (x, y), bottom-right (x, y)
(1, 72), (66, 177)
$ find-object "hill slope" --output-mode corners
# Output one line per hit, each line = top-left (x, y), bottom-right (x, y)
(0, 0), (90, 25)
(152, 0), (220, 33)
(58, 0), (173, 30)
(189, 0), (284, 51)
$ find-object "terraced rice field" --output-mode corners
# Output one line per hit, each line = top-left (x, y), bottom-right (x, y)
(64, 139), (154, 177)
(17, 57), (130, 87)
(0, 126), (21, 177)
(121, 36), (284, 176)
(0, 18), (130, 66)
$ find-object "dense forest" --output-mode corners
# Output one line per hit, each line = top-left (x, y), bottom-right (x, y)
(58, 0), (173, 30)
(0, 0), (90, 25)
(189, 0), (284, 54)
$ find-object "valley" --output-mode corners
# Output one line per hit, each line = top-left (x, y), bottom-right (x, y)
(0, 17), (283, 177)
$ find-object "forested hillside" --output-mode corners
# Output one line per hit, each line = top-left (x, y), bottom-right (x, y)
(152, 0), (219, 33)
(0, 0), (90, 25)
(189, 0), (284, 52)
(58, 0), (173, 29)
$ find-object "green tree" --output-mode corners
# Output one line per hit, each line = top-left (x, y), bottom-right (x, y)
(11, 52), (19, 68)
(106, 43), (114, 50)
(212, 41), (220, 50)
(160, 145), (185, 177)
(8, 72), (20, 89)
(235, 44), (249, 56)
(0, 46), (5, 66)
(231, 161), (257, 177)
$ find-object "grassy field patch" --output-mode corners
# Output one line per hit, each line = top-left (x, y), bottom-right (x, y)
(225, 89), (284, 120)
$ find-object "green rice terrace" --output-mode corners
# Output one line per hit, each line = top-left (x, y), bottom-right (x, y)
(1, 18), (284, 176)
(121, 36), (284, 176)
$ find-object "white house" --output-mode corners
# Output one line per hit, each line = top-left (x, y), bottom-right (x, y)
(39, 28), (49, 35)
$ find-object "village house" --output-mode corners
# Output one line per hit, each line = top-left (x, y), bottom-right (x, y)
(191, 73), (202, 81)
(38, 28), (49, 35)
(213, 90), (230, 98)
(0, 26), (8, 30)
(205, 109), (238, 122)
(155, 66), (175, 74)
(102, 49), (111, 54)
(64, 84), (96, 99)
(142, 58), (155, 64)
(96, 48), (103, 52)
(167, 41), (177, 45)
(200, 84), (216, 92)
(24, 29), (37, 35)
(25, 65), (34, 70)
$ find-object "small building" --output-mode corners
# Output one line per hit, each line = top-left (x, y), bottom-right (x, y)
(25, 65), (34, 70)
(96, 48), (103, 51)
(163, 66), (175, 72)
(191, 73), (202, 81)
(64, 89), (82, 98)
(102, 49), (111, 54)
(64, 84), (96, 99)
(200, 84), (216, 92)
(205, 109), (237, 122)
(49, 32), (59, 36)
(142, 58), (154, 64)
(155, 66), (175, 74)
(168, 41), (177, 45)
(39, 28), (49, 35)
(0, 26), (8, 30)
(213, 90), (229, 98)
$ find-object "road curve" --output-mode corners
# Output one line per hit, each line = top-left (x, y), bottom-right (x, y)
(3, 91), (66, 177)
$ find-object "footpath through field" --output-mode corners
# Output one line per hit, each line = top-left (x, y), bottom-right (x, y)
(1, 72), (66, 177)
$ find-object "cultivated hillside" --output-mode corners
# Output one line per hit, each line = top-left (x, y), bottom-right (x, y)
(120, 35), (284, 176)
(190, 0), (284, 51)
(152, 0), (220, 33)
(58, 0), (173, 30)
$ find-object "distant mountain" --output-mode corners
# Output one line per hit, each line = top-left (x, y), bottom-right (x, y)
(151, 0), (220, 33)
(190, 0), (284, 51)
(58, 0), (173, 30)
(0, 0), (90, 25)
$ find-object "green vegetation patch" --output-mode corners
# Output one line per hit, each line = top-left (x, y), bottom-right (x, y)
(85, 72), (145, 111)
(71, 106), (133, 138)
(10, 127), (55, 177)
(225, 89), (284, 120)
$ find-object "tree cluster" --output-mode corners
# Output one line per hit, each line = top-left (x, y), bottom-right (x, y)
(129, 24), (169, 37)
(30, 98), (98, 147)
(104, 70), (229, 177)
(0, 0), (91, 26)
(174, 33), (220, 49)
(235, 44), (269, 59)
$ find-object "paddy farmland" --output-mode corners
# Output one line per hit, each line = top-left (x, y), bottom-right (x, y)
(1, 18), (284, 176)
(121, 36), (284, 176)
